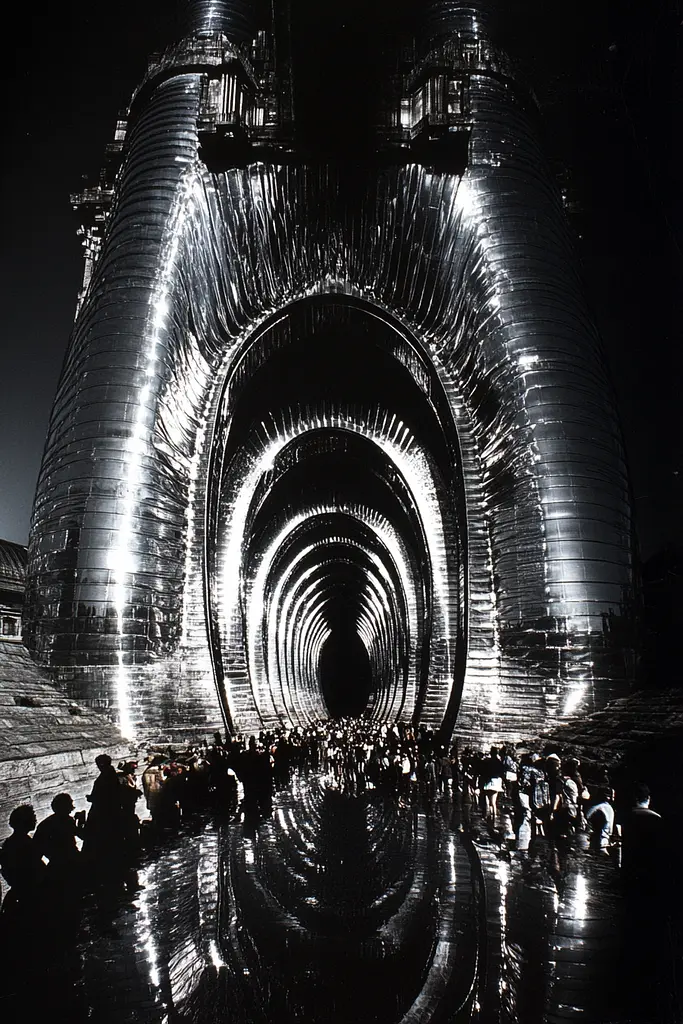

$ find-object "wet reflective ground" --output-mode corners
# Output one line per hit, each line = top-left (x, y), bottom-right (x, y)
(1, 774), (681, 1023)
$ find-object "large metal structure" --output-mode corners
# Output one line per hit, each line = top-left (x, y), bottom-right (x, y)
(24, 0), (636, 742)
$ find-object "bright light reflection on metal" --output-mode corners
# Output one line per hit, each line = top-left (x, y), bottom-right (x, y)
(448, 838), (456, 884)
(563, 682), (588, 716)
(209, 940), (225, 969)
(137, 863), (163, 993)
(107, 169), (203, 739)
(572, 874), (588, 921)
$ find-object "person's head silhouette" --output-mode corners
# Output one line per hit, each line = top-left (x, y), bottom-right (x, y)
(632, 782), (651, 808)
(8, 804), (36, 835)
(51, 793), (75, 817)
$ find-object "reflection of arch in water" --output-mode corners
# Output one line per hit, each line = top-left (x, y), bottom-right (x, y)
(131, 780), (482, 1022)
(24, 1), (635, 744)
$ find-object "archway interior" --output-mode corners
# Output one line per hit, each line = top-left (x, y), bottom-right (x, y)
(222, 326), (454, 472)
(207, 299), (466, 734)
(319, 600), (374, 719)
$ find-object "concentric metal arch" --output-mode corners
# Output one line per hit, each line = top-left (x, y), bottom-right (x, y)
(208, 393), (463, 736)
(251, 521), (414, 727)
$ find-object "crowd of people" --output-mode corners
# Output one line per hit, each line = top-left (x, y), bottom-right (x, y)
(460, 745), (613, 849)
(0, 718), (670, 933)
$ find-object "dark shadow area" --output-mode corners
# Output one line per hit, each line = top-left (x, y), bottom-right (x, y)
(639, 543), (683, 688)
(289, 0), (415, 157)
(223, 320), (453, 476)
(492, 0), (682, 562)
(320, 625), (372, 719)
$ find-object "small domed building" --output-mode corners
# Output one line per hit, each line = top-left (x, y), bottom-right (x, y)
(0, 539), (26, 643)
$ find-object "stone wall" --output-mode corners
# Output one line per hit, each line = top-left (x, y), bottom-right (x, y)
(0, 640), (132, 841)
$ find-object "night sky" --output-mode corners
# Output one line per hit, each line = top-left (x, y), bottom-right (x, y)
(1, 0), (680, 560)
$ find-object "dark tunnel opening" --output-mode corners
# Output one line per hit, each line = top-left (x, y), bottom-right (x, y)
(320, 626), (373, 719)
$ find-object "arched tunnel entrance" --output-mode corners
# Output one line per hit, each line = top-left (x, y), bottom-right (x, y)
(206, 296), (467, 737)
(22, 0), (637, 753)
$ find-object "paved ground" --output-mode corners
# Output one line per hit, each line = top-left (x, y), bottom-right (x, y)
(0, 774), (680, 1023)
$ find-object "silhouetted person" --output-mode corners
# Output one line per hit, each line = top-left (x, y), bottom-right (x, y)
(553, 757), (581, 838)
(239, 737), (272, 818)
(82, 753), (124, 868)
(273, 735), (291, 790)
(516, 753), (545, 849)
(34, 793), (84, 880)
(184, 754), (209, 813)
(619, 782), (675, 1021)
(480, 746), (504, 819)
(208, 741), (232, 812)
(422, 755), (437, 802)
(33, 793), (85, 935)
(142, 758), (165, 825)
(0, 804), (46, 921)
(157, 765), (183, 828)
(239, 736), (260, 814)
(118, 761), (142, 859)
(621, 782), (667, 893)
(542, 752), (563, 838)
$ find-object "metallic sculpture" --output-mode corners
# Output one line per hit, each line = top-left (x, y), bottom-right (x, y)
(25, 0), (636, 742)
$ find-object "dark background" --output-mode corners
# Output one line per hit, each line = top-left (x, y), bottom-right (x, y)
(1, 1), (680, 657)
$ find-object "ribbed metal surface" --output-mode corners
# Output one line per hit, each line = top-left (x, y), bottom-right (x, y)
(25, 3), (635, 742)
(424, 0), (494, 41)
(181, 0), (257, 40)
